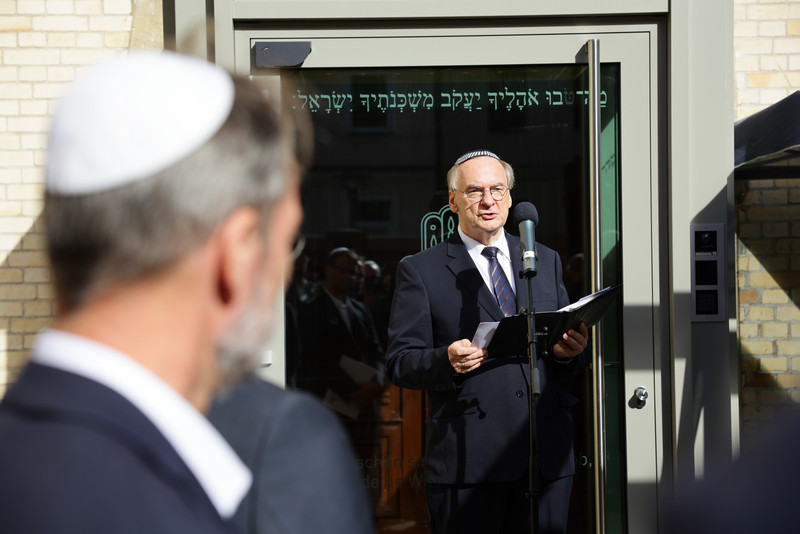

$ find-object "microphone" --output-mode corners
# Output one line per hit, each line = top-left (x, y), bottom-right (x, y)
(513, 202), (539, 277)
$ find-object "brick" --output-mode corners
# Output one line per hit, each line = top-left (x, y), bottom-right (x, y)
(748, 372), (777, 388)
(739, 188), (761, 205)
(37, 284), (54, 300)
(737, 222), (761, 238)
(777, 340), (800, 356)
(735, 21), (759, 38)
(2, 48), (60, 66)
(0, 200), (22, 216)
(0, 302), (22, 317)
(0, 284), (36, 300)
(759, 19), (787, 36)
(776, 238), (800, 254)
(762, 322), (789, 339)
(20, 133), (47, 150)
(759, 356), (788, 371)
(23, 267), (49, 283)
(762, 288), (789, 304)
(763, 222), (789, 237)
(777, 306), (800, 322)
(748, 205), (800, 221)
(104, 0), (132, 15)
(46, 0), (75, 15)
(17, 31), (47, 47)
(0, 16), (33, 31)
(46, 32), (76, 48)
(76, 32), (102, 48)
(741, 357), (759, 372)
(17, 66), (47, 82)
(762, 188), (789, 204)
(739, 323), (759, 339)
(740, 388), (758, 405)
(747, 306), (775, 321)
(7, 116), (47, 133)
(777, 373), (800, 389)
(104, 32), (130, 48)
(749, 271), (778, 287)
(88, 15), (131, 33)
(0, 82), (33, 99)
(19, 100), (48, 116)
(0, 150), (34, 168)
(17, 1), (45, 14)
(0, 269), (23, 283)
(23, 300), (50, 316)
(22, 199), (44, 217)
(7, 251), (47, 267)
(0, 133), (20, 150)
(10, 316), (50, 333)
(33, 81), (68, 99)
(789, 21), (800, 36)
(739, 289), (759, 303)
(60, 48), (114, 66)
(748, 4), (790, 20)
(75, 0), (104, 15)
(741, 339), (774, 355)
(760, 389), (788, 404)
(31, 15), (88, 32)
(741, 239), (774, 255)
(20, 232), (45, 249)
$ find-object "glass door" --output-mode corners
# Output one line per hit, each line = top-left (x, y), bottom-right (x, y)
(238, 24), (663, 533)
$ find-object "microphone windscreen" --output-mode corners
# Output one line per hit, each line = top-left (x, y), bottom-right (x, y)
(513, 202), (539, 226)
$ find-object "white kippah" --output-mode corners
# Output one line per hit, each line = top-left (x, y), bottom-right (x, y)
(46, 51), (235, 195)
(454, 149), (501, 166)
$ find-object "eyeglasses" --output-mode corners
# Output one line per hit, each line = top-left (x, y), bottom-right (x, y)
(453, 185), (509, 203)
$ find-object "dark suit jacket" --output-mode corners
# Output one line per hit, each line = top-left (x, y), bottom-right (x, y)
(296, 292), (384, 402)
(385, 232), (588, 485)
(208, 376), (375, 534)
(0, 363), (233, 534)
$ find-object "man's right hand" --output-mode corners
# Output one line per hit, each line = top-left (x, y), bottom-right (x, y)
(448, 339), (487, 374)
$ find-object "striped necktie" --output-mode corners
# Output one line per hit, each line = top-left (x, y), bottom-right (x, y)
(481, 246), (517, 317)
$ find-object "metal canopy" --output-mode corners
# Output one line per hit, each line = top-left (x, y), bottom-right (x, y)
(735, 90), (800, 180)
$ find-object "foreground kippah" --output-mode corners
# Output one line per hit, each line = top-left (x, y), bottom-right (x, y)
(46, 51), (235, 195)
(454, 149), (501, 166)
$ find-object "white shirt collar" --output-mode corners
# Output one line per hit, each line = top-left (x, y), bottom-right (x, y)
(457, 226), (513, 260)
(458, 226), (516, 295)
(31, 329), (251, 519)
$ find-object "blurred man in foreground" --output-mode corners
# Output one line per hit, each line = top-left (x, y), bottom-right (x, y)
(0, 51), (303, 533)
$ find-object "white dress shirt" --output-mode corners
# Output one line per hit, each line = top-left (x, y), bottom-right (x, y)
(458, 226), (518, 298)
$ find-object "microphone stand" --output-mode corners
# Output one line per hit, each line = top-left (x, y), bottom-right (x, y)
(521, 267), (540, 534)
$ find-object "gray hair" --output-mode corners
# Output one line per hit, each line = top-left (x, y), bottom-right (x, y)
(446, 154), (516, 191)
(45, 75), (302, 312)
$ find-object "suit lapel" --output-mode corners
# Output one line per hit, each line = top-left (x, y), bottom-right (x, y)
(445, 233), (506, 322)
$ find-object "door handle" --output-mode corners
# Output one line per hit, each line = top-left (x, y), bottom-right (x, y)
(630, 386), (648, 409)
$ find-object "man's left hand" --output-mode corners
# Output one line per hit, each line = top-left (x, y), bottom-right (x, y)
(553, 322), (589, 360)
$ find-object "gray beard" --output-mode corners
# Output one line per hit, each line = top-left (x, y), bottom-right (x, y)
(215, 291), (275, 391)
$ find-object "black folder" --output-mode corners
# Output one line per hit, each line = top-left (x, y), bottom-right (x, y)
(485, 285), (622, 357)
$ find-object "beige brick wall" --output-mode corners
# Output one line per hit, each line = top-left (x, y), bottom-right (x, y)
(736, 179), (800, 444)
(735, 0), (800, 119)
(734, 0), (800, 446)
(0, 0), (161, 397)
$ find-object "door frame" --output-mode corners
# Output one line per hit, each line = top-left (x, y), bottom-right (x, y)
(235, 21), (667, 532)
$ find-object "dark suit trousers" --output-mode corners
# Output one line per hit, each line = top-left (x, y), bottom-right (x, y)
(426, 475), (572, 534)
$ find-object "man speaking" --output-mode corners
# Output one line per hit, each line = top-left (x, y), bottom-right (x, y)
(385, 150), (589, 533)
